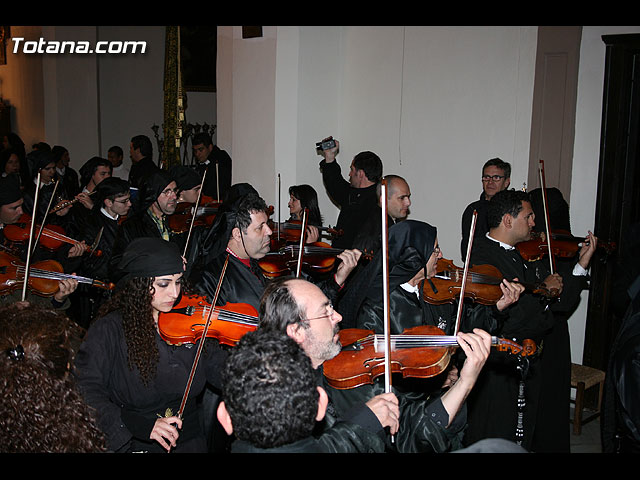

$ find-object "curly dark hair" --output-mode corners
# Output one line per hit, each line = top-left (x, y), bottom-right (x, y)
(97, 276), (159, 386)
(234, 193), (269, 233)
(221, 328), (318, 448)
(0, 304), (106, 452)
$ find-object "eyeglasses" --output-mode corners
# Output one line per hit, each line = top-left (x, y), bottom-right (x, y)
(482, 175), (505, 182)
(160, 188), (179, 197)
(113, 197), (131, 204)
(306, 303), (335, 322)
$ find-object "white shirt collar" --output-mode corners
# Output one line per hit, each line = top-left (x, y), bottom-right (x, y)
(100, 207), (118, 221)
(486, 231), (514, 250)
(400, 282), (420, 297)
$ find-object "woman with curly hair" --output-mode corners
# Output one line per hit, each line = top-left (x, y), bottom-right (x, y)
(73, 237), (228, 453)
(0, 303), (106, 453)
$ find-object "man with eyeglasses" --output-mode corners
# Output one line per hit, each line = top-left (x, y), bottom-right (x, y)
(67, 177), (133, 327)
(257, 277), (397, 453)
(460, 157), (512, 260)
(259, 275), (502, 453)
(109, 170), (184, 284)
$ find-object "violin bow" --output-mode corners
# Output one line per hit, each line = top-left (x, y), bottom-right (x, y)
(538, 160), (555, 274)
(182, 167), (208, 258)
(215, 160), (220, 202)
(31, 179), (60, 257)
(380, 180), (394, 443)
(89, 227), (104, 259)
(276, 173), (281, 244)
(21, 172), (42, 301)
(295, 208), (309, 278)
(454, 210), (477, 334)
(175, 254), (230, 427)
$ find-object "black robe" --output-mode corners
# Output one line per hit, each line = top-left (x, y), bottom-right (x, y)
(193, 145), (232, 202)
(463, 233), (586, 451)
(73, 310), (228, 453)
(602, 275), (640, 453)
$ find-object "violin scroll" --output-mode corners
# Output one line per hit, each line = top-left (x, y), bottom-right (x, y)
(494, 337), (537, 357)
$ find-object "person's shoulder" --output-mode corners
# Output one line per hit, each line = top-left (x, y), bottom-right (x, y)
(87, 310), (124, 338)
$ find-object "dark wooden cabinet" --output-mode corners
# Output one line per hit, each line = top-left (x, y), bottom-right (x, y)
(583, 34), (640, 369)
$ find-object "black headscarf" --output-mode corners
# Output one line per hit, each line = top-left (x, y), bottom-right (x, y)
(116, 237), (184, 287)
(198, 183), (260, 259)
(0, 175), (23, 206)
(31, 150), (56, 177)
(92, 176), (131, 212)
(137, 169), (173, 211)
(169, 165), (201, 192)
(337, 220), (437, 328)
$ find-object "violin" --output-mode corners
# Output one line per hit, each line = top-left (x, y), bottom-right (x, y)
(158, 293), (258, 346)
(4, 214), (102, 256)
(168, 199), (221, 234)
(259, 242), (371, 278)
(423, 257), (559, 305)
(517, 229), (616, 262)
(323, 325), (537, 390)
(270, 219), (343, 244)
(0, 250), (113, 297)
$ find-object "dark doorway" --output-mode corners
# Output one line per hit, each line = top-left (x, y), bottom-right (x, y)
(583, 34), (640, 370)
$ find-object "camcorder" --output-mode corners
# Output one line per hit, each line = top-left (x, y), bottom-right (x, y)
(316, 138), (336, 151)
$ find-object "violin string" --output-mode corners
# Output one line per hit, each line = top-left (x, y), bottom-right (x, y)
(15, 266), (94, 285)
(283, 245), (343, 255)
(361, 335), (506, 349)
(441, 268), (502, 285)
(189, 305), (258, 325)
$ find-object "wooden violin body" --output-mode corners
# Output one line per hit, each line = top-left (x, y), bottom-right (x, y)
(270, 219), (343, 245)
(517, 229), (616, 262)
(424, 258), (505, 305)
(0, 250), (113, 297)
(323, 325), (537, 390)
(324, 326), (454, 390)
(168, 199), (221, 234)
(259, 242), (348, 278)
(158, 293), (258, 346)
(423, 257), (558, 305)
(4, 214), (102, 256)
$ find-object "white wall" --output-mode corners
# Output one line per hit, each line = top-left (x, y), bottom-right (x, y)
(41, 26), (101, 167)
(294, 26), (538, 256)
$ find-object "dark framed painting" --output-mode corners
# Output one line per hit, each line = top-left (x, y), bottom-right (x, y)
(180, 26), (217, 92)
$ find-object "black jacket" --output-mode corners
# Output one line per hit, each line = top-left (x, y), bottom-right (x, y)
(319, 159), (379, 250)
(109, 209), (186, 284)
(73, 310), (228, 453)
(194, 146), (232, 201)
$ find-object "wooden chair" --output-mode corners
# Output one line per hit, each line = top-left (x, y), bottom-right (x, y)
(570, 363), (606, 435)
